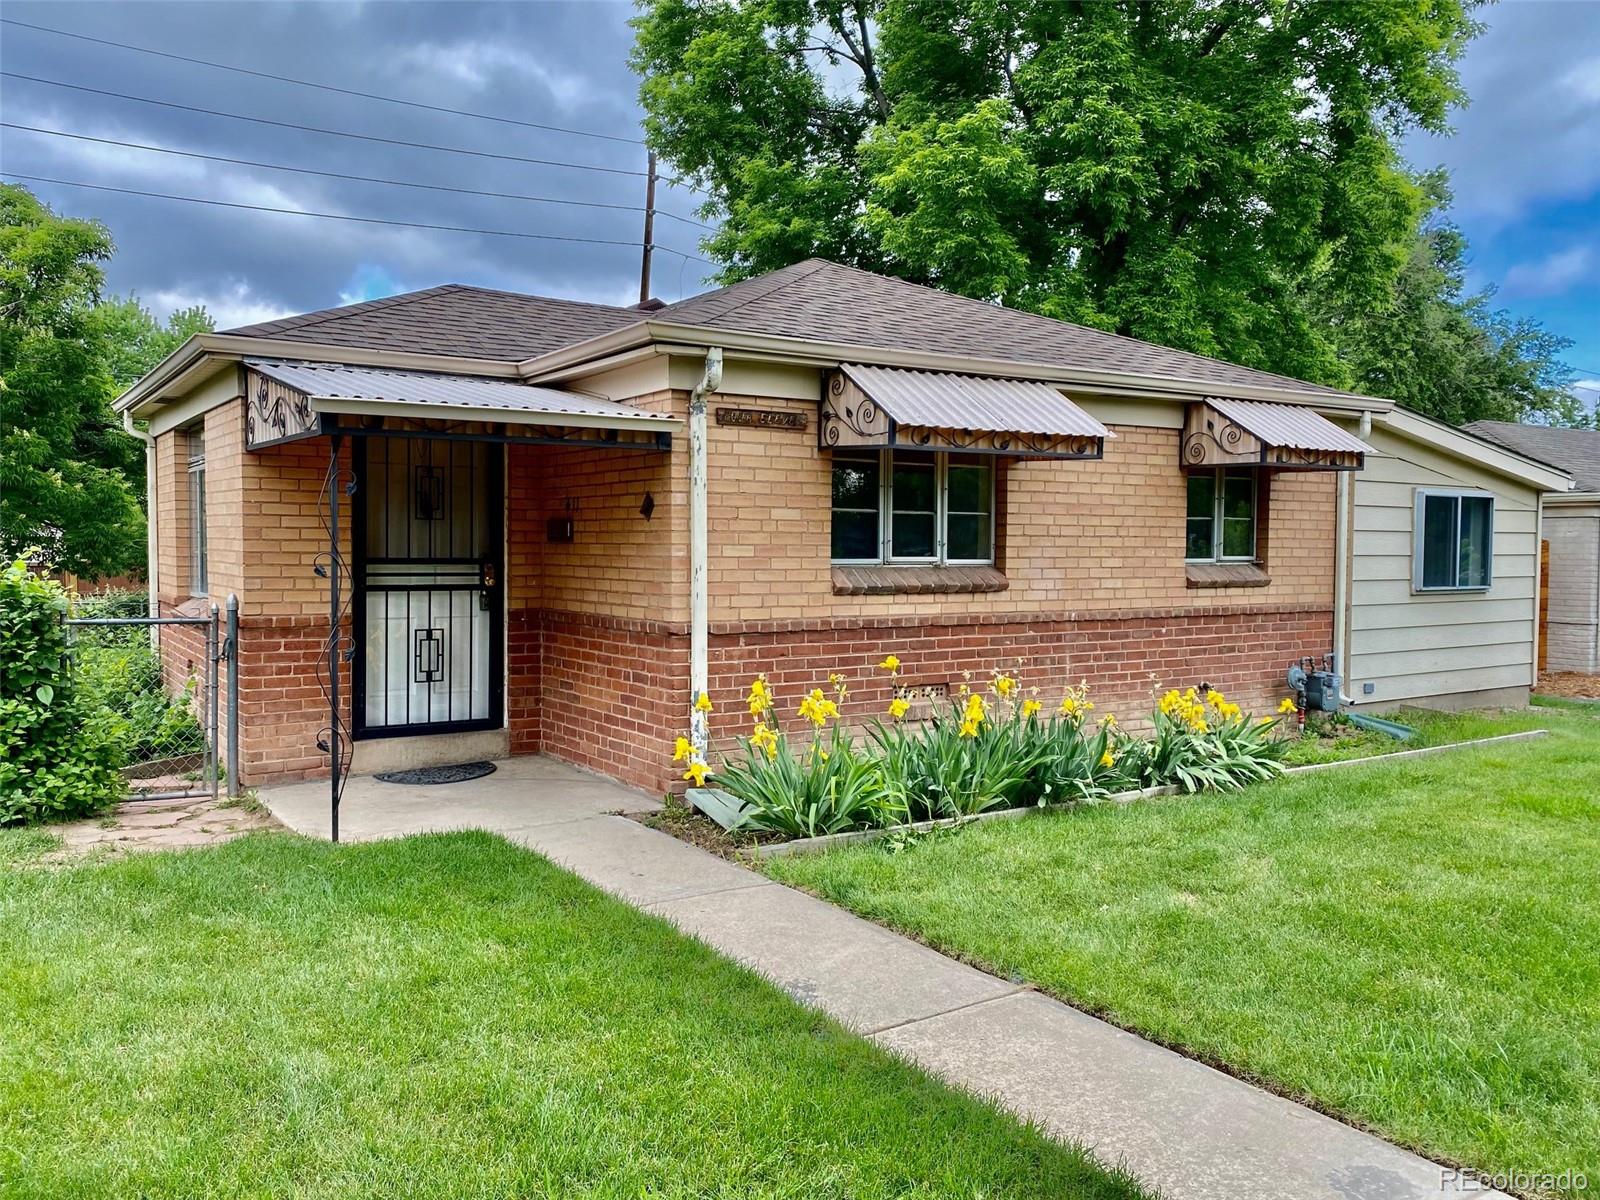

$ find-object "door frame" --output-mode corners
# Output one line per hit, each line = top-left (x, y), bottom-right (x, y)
(350, 436), (505, 740)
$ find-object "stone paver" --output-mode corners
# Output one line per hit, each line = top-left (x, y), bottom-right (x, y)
(47, 794), (280, 860)
(261, 755), (1509, 1200)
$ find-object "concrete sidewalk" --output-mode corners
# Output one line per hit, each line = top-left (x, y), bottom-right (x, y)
(265, 763), (1505, 1200)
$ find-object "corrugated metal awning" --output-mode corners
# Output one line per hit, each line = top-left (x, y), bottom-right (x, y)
(1182, 397), (1368, 470)
(840, 364), (1110, 438)
(246, 360), (678, 434)
(822, 364), (1110, 458)
(1205, 397), (1370, 455)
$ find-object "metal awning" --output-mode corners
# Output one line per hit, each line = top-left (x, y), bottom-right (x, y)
(1182, 397), (1369, 471)
(821, 364), (1111, 459)
(243, 360), (678, 451)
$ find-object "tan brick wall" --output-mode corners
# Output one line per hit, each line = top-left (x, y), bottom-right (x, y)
(149, 384), (1337, 793)
(701, 395), (1337, 621)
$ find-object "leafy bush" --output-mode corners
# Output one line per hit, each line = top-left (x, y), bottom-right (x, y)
(675, 659), (1296, 841)
(0, 559), (126, 824)
(714, 723), (889, 838)
(73, 632), (203, 764)
(1121, 687), (1290, 793)
(869, 681), (1040, 820)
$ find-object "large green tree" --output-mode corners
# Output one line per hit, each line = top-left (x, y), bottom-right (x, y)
(0, 184), (213, 578)
(1314, 177), (1578, 427)
(633, 0), (1485, 387)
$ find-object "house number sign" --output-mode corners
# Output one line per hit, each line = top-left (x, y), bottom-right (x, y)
(714, 407), (808, 431)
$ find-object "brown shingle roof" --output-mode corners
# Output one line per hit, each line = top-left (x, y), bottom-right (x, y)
(224, 284), (642, 361)
(655, 259), (1365, 402)
(1465, 420), (1600, 491)
(223, 259), (1370, 403)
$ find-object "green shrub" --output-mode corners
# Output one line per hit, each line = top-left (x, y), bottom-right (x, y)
(869, 688), (1040, 820)
(73, 635), (203, 764)
(1121, 686), (1289, 793)
(0, 560), (126, 824)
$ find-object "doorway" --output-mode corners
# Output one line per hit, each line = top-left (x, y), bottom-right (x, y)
(352, 437), (503, 738)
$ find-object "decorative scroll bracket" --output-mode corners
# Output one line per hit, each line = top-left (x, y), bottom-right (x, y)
(244, 367), (320, 451)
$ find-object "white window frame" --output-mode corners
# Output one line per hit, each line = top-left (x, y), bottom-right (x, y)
(829, 449), (996, 566)
(1412, 487), (1494, 592)
(1184, 467), (1258, 563)
(187, 427), (208, 596)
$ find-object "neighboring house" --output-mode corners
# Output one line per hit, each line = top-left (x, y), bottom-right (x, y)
(118, 258), (1530, 795)
(1338, 410), (1573, 712)
(1466, 421), (1600, 673)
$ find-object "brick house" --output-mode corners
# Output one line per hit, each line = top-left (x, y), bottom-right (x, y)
(120, 258), (1391, 795)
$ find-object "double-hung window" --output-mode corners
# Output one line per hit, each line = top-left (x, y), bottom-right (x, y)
(187, 428), (208, 595)
(1185, 468), (1256, 562)
(1413, 489), (1493, 591)
(831, 450), (994, 565)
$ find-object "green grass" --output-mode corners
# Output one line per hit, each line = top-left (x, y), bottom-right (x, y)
(0, 827), (63, 867)
(767, 709), (1600, 1195)
(0, 831), (1146, 1200)
(1278, 704), (1552, 765)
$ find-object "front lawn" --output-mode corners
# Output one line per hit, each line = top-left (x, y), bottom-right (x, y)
(1279, 704), (1555, 765)
(766, 708), (1600, 1195)
(0, 832), (1146, 1200)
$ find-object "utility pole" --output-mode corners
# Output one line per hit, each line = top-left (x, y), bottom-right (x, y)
(639, 149), (657, 304)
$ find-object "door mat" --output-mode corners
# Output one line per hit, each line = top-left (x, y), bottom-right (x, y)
(374, 761), (498, 786)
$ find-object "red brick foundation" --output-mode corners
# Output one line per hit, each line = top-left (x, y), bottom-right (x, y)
(219, 602), (1330, 793)
(702, 604), (1332, 751)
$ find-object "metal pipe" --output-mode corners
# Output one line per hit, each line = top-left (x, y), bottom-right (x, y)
(206, 602), (220, 801)
(687, 347), (723, 755)
(329, 434), (343, 843)
(123, 410), (158, 626)
(225, 593), (240, 796)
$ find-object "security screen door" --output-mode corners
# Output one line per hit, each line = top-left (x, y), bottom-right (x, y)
(354, 437), (503, 736)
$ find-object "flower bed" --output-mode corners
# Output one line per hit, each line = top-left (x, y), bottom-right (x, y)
(672, 657), (1297, 840)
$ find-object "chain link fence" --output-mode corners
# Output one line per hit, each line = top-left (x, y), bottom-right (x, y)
(64, 590), (234, 802)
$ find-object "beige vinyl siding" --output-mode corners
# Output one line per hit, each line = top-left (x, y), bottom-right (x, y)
(1543, 502), (1600, 672)
(1349, 424), (1541, 708)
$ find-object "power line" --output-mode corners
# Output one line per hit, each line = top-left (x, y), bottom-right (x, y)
(2, 72), (702, 189)
(1, 17), (646, 147)
(2, 172), (717, 264)
(1, 122), (715, 231)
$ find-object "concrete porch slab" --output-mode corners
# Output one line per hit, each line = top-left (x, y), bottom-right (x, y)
(262, 754), (657, 842)
(647, 882), (1023, 1033)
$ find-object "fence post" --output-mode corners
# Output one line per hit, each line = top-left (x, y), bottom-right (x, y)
(207, 603), (221, 802)
(225, 594), (240, 797)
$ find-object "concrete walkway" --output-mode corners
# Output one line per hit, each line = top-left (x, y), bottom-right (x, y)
(265, 758), (1505, 1200)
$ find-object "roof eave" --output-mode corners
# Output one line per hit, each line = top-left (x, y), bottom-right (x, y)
(1377, 408), (1577, 493)
(116, 334), (524, 418)
(520, 320), (1392, 414)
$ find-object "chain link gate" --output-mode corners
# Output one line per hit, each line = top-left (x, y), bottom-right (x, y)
(64, 596), (238, 802)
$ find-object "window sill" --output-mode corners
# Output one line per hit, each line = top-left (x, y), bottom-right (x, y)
(832, 564), (1009, 596)
(1185, 562), (1271, 589)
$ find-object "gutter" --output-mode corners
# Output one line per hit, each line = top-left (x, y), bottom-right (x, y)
(1333, 410), (1372, 703)
(687, 348), (723, 756)
(122, 411), (159, 629)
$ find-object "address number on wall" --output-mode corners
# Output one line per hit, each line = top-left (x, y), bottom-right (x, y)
(714, 407), (808, 430)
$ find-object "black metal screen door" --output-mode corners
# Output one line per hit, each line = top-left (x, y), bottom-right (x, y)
(354, 437), (503, 737)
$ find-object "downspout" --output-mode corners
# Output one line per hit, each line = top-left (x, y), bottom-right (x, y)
(1333, 411), (1372, 705)
(123, 411), (159, 628)
(688, 348), (723, 756)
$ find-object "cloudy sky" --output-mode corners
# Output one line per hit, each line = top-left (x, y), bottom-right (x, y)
(2, 0), (1596, 407)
